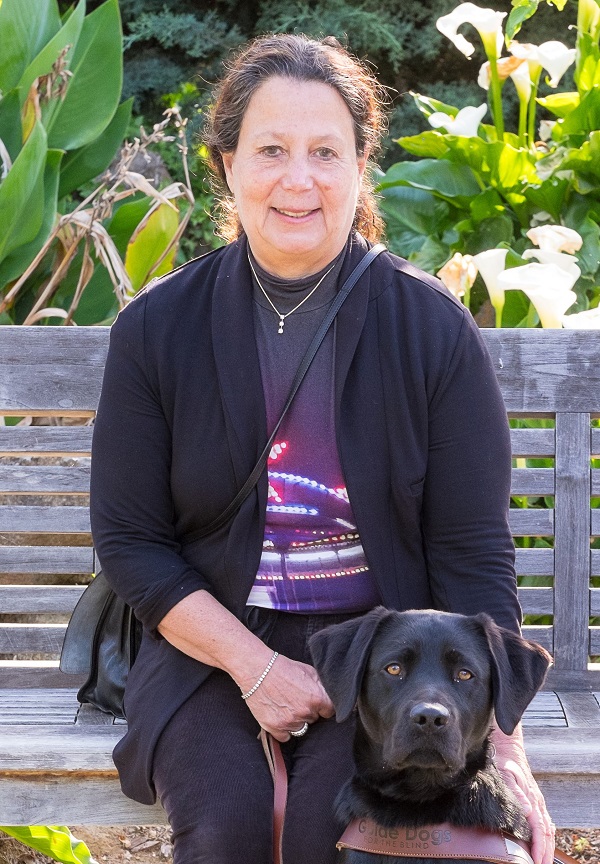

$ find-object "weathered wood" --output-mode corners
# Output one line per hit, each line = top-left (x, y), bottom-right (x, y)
(591, 470), (600, 496)
(521, 625), (552, 651)
(514, 548), (554, 575)
(0, 463), (90, 494)
(591, 588), (600, 615)
(0, 327), (108, 416)
(0, 506), (91, 533)
(0, 427), (93, 456)
(76, 704), (117, 726)
(0, 661), (84, 688)
(558, 692), (600, 728)
(480, 329), (600, 414)
(517, 586), (553, 616)
(590, 627), (600, 655)
(510, 428), (555, 457)
(511, 468), (554, 496)
(0, 546), (93, 574)
(0, 585), (84, 614)
(0, 778), (167, 825)
(591, 427), (600, 455)
(508, 509), (554, 535)
(0, 624), (66, 654)
(553, 413), (591, 671)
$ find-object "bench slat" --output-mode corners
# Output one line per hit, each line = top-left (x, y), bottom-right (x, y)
(0, 546), (93, 574)
(511, 468), (554, 496)
(517, 586), (553, 615)
(0, 586), (85, 614)
(0, 427), (92, 456)
(0, 506), (91, 533)
(509, 509), (554, 535)
(514, 548), (554, 576)
(0, 624), (66, 654)
(591, 588), (600, 616)
(0, 661), (84, 688)
(0, 464), (90, 494)
(521, 625), (552, 651)
(510, 428), (555, 457)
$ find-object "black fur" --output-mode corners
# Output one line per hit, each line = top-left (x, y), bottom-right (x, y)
(309, 607), (551, 864)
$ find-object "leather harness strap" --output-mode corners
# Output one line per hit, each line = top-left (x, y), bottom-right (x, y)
(261, 732), (578, 864)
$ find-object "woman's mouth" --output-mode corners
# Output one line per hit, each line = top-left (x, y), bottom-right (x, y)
(274, 208), (317, 219)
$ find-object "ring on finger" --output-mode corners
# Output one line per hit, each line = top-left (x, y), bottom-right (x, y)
(289, 722), (309, 737)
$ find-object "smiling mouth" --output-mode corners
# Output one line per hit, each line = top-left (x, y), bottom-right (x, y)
(274, 208), (316, 218)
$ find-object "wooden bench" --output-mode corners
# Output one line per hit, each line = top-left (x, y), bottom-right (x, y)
(0, 325), (599, 826)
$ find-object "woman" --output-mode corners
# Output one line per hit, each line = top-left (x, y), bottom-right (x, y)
(90, 33), (554, 864)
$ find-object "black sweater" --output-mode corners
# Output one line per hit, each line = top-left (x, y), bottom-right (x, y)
(90, 232), (519, 804)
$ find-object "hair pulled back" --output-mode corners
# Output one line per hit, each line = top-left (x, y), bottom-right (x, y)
(203, 33), (388, 243)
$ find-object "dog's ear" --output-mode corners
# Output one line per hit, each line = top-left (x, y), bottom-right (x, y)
(474, 613), (552, 735)
(309, 606), (395, 722)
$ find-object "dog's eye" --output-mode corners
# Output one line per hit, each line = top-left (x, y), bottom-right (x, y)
(385, 664), (403, 677)
(455, 669), (473, 681)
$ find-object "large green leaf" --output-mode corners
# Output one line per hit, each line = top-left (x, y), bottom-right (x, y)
(125, 202), (179, 291)
(506, 0), (540, 43)
(58, 98), (132, 198)
(523, 177), (570, 222)
(556, 131), (600, 181)
(560, 87), (600, 135)
(0, 121), (47, 264)
(17, 0), (85, 105)
(0, 826), (97, 864)
(408, 236), (450, 274)
(378, 159), (481, 199)
(0, 0), (61, 92)
(446, 138), (539, 190)
(379, 185), (450, 236)
(396, 131), (449, 159)
(536, 92), (580, 119)
(0, 149), (62, 292)
(0, 89), (22, 161)
(45, 0), (123, 151)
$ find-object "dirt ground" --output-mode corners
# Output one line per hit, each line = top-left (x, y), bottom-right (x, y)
(1, 826), (600, 864)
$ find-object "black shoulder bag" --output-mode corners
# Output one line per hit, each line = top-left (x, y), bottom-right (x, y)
(59, 244), (386, 718)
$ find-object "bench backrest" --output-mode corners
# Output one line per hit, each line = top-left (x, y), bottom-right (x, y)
(1, 326), (599, 691)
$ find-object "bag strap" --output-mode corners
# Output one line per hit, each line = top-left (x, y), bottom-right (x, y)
(185, 242), (386, 543)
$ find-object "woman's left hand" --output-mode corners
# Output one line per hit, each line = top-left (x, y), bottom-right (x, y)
(490, 724), (555, 864)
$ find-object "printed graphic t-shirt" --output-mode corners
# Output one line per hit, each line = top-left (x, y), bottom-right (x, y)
(246, 245), (380, 614)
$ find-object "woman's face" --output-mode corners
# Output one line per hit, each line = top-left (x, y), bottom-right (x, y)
(221, 76), (368, 279)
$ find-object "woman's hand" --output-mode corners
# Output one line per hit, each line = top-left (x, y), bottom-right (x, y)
(490, 724), (555, 864)
(239, 653), (335, 741)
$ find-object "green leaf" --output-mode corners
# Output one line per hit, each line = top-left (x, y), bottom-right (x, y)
(506, 1), (539, 43)
(0, 149), (63, 292)
(560, 86), (600, 135)
(407, 236), (450, 274)
(0, 826), (97, 864)
(466, 214), (515, 253)
(395, 131), (449, 159)
(523, 177), (570, 222)
(501, 286), (532, 327)
(0, 120), (47, 264)
(379, 185), (450, 236)
(17, 0), (85, 104)
(0, 0), (61, 92)
(378, 159), (481, 200)
(409, 92), (459, 119)
(45, 0), (123, 151)
(575, 53), (600, 95)
(0, 89), (22, 161)
(556, 131), (600, 181)
(125, 202), (180, 292)
(58, 98), (132, 198)
(469, 188), (505, 222)
(106, 197), (153, 255)
(536, 92), (580, 119)
(445, 137), (539, 190)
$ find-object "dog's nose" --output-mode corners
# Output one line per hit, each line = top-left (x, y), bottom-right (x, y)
(409, 702), (450, 729)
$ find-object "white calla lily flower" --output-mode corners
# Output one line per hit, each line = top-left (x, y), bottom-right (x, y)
(472, 248), (508, 310)
(526, 225), (583, 254)
(478, 56), (528, 91)
(509, 40), (576, 87)
(436, 3), (506, 59)
(563, 307), (600, 329)
(522, 249), (581, 281)
(428, 103), (488, 137)
(497, 263), (577, 328)
(437, 253), (478, 301)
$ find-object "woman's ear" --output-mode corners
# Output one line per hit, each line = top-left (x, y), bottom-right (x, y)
(221, 152), (234, 192)
(357, 147), (370, 182)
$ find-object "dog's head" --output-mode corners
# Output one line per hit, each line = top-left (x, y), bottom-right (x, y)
(310, 607), (551, 779)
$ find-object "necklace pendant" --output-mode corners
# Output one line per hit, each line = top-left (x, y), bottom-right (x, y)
(278, 317), (285, 335)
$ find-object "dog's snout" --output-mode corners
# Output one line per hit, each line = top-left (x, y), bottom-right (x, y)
(409, 702), (450, 729)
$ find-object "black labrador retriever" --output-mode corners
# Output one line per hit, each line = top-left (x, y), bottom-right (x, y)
(309, 607), (552, 863)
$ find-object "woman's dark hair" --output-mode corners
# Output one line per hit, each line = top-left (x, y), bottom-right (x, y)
(203, 33), (388, 242)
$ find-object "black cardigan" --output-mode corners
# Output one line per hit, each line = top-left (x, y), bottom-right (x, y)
(90, 232), (520, 805)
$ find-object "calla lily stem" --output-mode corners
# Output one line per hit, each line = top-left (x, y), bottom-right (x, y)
(488, 55), (505, 139)
(527, 68), (542, 148)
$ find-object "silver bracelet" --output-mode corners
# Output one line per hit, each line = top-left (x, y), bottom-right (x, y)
(240, 651), (279, 700)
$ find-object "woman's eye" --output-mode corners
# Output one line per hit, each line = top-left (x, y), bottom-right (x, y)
(455, 669), (473, 682)
(315, 147), (335, 159)
(385, 664), (403, 677)
(261, 146), (282, 157)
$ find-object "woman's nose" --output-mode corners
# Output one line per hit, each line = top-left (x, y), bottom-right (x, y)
(280, 157), (314, 191)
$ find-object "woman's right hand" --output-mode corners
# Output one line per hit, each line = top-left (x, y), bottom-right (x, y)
(239, 653), (335, 741)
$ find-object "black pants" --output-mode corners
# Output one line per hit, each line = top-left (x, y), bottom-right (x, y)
(152, 609), (358, 864)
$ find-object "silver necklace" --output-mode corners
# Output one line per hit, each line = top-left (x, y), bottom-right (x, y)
(248, 255), (335, 334)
